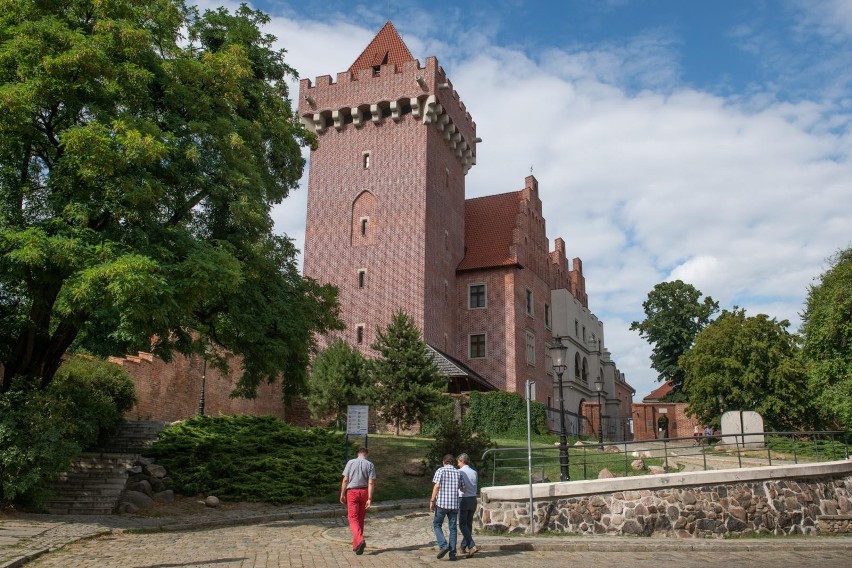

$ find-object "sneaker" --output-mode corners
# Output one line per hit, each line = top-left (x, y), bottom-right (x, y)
(437, 546), (449, 559)
(467, 546), (479, 558)
(355, 540), (366, 555)
(448, 556), (457, 561)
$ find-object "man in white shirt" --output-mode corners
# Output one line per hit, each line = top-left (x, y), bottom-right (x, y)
(456, 453), (479, 557)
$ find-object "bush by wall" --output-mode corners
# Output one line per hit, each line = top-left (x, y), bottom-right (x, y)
(144, 415), (345, 504)
(0, 356), (137, 508)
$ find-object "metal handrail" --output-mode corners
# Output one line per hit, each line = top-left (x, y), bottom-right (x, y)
(479, 430), (849, 487)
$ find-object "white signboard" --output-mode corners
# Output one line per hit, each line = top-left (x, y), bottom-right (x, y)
(347, 405), (369, 436)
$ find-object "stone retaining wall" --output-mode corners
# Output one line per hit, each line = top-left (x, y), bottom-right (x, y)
(478, 460), (852, 538)
(817, 515), (852, 534)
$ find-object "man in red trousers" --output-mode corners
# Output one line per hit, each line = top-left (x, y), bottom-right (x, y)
(340, 447), (376, 555)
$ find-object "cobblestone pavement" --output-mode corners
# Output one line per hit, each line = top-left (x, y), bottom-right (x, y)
(3, 504), (852, 568)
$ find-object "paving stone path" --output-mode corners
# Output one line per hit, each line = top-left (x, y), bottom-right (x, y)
(3, 499), (852, 568)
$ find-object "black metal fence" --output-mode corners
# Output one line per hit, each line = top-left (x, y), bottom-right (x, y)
(479, 430), (850, 487)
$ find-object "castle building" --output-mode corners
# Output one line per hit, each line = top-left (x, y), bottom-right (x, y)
(299, 22), (634, 438)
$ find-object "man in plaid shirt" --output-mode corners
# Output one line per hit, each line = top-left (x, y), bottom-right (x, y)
(429, 454), (465, 561)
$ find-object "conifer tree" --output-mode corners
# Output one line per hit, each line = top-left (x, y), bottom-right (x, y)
(370, 311), (446, 435)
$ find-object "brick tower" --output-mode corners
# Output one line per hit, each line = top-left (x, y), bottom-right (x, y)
(299, 22), (478, 357)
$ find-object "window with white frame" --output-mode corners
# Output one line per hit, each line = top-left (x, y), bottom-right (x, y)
(469, 333), (486, 358)
(525, 330), (536, 365)
(468, 283), (486, 309)
(544, 303), (551, 329)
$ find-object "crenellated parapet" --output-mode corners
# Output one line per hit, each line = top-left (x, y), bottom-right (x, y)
(298, 56), (478, 173)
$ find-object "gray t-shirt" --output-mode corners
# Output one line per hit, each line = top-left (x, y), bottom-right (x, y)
(342, 456), (376, 489)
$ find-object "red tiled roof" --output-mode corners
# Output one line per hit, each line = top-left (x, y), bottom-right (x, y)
(457, 192), (523, 272)
(642, 381), (673, 402)
(348, 21), (414, 73)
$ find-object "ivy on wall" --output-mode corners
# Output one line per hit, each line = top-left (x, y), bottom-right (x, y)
(465, 391), (547, 438)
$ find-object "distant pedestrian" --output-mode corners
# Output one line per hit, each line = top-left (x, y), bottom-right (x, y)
(430, 454), (465, 561)
(456, 453), (479, 558)
(341, 447), (375, 555)
(704, 425), (714, 445)
(693, 425), (701, 445)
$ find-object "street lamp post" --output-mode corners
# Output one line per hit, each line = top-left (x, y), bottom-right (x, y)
(549, 337), (569, 481)
(198, 354), (208, 416)
(594, 376), (604, 445)
(198, 339), (211, 416)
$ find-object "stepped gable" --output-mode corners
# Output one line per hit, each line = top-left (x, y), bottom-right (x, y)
(348, 21), (414, 73)
(457, 191), (523, 272)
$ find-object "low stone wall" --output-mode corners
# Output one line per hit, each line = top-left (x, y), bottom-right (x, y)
(478, 460), (852, 538)
(817, 515), (852, 534)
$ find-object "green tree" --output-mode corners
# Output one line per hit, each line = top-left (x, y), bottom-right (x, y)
(630, 280), (719, 392)
(681, 309), (813, 431)
(800, 247), (852, 430)
(305, 339), (371, 429)
(0, 0), (340, 397)
(370, 311), (446, 435)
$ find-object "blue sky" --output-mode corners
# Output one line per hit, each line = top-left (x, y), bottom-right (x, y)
(197, 0), (852, 399)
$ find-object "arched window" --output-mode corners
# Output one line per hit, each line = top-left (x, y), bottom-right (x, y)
(574, 353), (581, 382)
(351, 191), (377, 246)
(582, 357), (588, 383)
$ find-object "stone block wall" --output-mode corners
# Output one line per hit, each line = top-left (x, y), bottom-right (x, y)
(478, 461), (852, 538)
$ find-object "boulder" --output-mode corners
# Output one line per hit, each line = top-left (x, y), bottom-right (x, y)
(604, 445), (620, 454)
(631, 459), (645, 471)
(126, 479), (153, 497)
(573, 440), (585, 446)
(402, 460), (427, 477)
(117, 501), (139, 514)
(123, 490), (155, 510)
(205, 495), (220, 508)
(154, 489), (175, 503)
(531, 472), (550, 483)
(597, 468), (614, 479)
(144, 464), (168, 478)
(127, 465), (143, 475)
(648, 466), (666, 475)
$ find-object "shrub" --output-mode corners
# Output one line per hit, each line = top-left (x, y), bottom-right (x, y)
(0, 391), (81, 508)
(48, 356), (137, 448)
(0, 356), (136, 508)
(426, 414), (494, 470)
(464, 391), (547, 438)
(144, 415), (345, 504)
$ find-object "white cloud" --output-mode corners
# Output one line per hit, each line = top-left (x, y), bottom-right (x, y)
(239, 7), (852, 400)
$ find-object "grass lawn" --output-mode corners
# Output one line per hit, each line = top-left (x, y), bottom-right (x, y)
(338, 433), (668, 503)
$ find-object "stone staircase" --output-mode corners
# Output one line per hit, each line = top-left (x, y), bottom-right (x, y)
(44, 420), (166, 515)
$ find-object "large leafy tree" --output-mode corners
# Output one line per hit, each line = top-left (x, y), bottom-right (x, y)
(0, 0), (340, 397)
(680, 309), (813, 431)
(305, 339), (371, 429)
(370, 311), (446, 435)
(630, 280), (719, 392)
(800, 247), (852, 430)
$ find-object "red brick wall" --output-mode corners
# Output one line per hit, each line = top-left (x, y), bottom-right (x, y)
(632, 402), (701, 441)
(112, 352), (290, 423)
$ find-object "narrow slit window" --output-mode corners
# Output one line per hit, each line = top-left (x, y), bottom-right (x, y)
(358, 269), (366, 288)
(360, 217), (369, 236)
(362, 151), (371, 169)
(356, 325), (364, 344)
